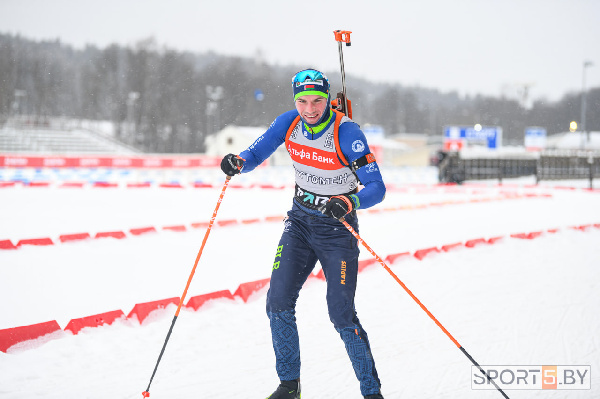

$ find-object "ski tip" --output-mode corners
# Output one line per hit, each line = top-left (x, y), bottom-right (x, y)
(142, 391), (150, 398)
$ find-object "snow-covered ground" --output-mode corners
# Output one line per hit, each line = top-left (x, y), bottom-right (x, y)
(1, 166), (599, 398)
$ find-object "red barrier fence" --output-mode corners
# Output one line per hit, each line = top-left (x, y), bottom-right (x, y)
(17, 238), (54, 247)
(59, 233), (91, 243)
(0, 193), (554, 252)
(2, 224), (599, 353)
(95, 231), (126, 240)
(0, 239), (17, 250)
(187, 290), (236, 311)
(127, 297), (180, 324)
(0, 321), (62, 353)
(233, 278), (271, 302)
(64, 310), (125, 335)
(414, 247), (440, 260)
(0, 155), (221, 168)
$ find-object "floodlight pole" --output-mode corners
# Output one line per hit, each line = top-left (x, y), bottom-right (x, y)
(581, 60), (593, 146)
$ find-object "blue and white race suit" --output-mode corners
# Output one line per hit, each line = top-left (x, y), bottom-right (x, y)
(239, 108), (385, 396)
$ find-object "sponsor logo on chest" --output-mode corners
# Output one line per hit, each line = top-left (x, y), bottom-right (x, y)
(287, 141), (341, 170)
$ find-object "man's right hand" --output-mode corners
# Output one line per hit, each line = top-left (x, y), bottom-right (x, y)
(220, 153), (245, 176)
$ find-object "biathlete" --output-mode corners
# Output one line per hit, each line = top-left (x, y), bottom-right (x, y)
(220, 68), (386, 399)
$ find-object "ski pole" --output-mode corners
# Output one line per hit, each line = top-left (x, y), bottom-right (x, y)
(142, 175), (232, 398)
(333, 29), (352, 118)
(339, 217), (510, 399)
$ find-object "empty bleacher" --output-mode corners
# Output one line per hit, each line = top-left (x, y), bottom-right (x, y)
(0, 126), (139, 155)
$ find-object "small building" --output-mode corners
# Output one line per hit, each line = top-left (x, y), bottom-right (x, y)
(204, 125), (266, 156)
(204, 125), (291, 166)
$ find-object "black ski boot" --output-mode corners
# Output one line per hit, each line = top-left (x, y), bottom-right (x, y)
(266, 379), (301, 399)
(364, 394), (384, 399)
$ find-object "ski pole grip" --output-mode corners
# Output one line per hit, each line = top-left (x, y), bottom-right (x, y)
(334, 30), (352, 46)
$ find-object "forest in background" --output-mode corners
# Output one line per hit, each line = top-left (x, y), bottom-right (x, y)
(1, 33), (598, 153)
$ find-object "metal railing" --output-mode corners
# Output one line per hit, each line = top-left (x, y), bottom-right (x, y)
(438, 151), (600, 188)
(536, 151), (600, 182)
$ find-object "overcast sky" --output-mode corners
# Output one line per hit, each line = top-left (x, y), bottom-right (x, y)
(1, 0), (599, 103)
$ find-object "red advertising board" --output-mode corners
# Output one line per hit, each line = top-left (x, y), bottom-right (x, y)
(0, 155), (220, 168)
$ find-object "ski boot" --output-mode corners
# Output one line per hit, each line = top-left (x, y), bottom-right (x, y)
(266, 379), (301, 399)
(364, 393), (384, 399)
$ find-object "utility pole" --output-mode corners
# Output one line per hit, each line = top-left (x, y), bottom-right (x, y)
(206, 86), (223, 136)
(127, 92), (140, 144)
(580, 60), (594, 147)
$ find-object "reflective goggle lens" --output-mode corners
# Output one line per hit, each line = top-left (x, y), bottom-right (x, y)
(293, 69), (326, 84)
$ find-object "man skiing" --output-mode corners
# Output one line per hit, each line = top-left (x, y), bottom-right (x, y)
(220, 68), (386, 399)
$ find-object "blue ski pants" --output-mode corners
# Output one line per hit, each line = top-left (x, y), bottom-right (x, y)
(266, 203), (381, 396)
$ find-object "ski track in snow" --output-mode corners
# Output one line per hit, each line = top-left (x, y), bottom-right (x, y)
(1, 167), (599, 398)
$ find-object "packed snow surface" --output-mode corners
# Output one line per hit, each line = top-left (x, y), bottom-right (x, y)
(1, 166), (599, 398)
